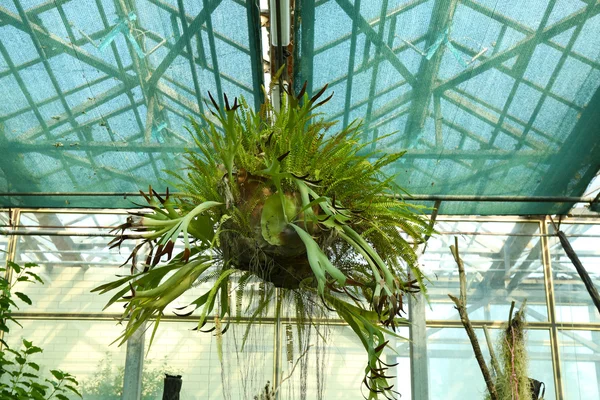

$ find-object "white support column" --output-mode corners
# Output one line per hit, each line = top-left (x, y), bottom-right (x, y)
(122, 323), (146, 400)
(409, 291), (429, 400)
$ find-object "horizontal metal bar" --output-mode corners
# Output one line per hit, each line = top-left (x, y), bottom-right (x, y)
(7, 227), (600, 238)
(0, 224), (119, 230)
(438, 231), (600, 238)
(7, 141), (189, 153)
(12, 312), (600, 330)
(9, 312), (389, 327)
(425, 319), (600, 331)
(396, 194), (598, 204)
(8, 141), (558, 160)
(0, 192), (150, 197)
(0, 229), (121, 237)
(0, 6), (136, 86)
(1, 192), (598, 204)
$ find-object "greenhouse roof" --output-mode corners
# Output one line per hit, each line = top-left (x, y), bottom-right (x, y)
(1, 0), (599, 214)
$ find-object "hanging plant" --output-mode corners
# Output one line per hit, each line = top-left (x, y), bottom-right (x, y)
(489, 303), (545, 400)
(94, 82), (432, 399)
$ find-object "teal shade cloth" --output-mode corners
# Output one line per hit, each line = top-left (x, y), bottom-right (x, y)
(1, 0), (600, 215)
(293, 0), (600, 215)
(0, 0), (263, 208)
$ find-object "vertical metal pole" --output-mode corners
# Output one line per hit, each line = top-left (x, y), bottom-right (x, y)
(408, 203), (439, 400)
(273, 0), (286, 100)
(591, 307), (600, 395)
(4, 209), (21, 276)
(409, 291), (429, 400)
(540, 218), (564, 400)
(272, 288), (283, 399)
(293, 0), (314, 96)
(122, 322), (146, 400)
(269, 0), (287, 392)
(246, 0), (266, 109)
(0, 209), (21, 350)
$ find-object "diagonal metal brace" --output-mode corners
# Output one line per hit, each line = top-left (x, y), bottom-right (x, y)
(0, 6), (137, 86)
(551, 217), (600, 316)
(591, 191), (600, 212)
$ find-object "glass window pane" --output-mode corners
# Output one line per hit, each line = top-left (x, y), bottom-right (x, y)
(559, 329), (600, 399)
(12, 213), (129, 314)
(144, 322), (274, 400)
(550, 223), (600, 323)
(4, 320), (127, 399)
(427, 327), (556, 399)
(423, 220), (548, 322)
(279, 324), (410, 400)
(1, 211), (11, 262)
(18, 212), (127, 230)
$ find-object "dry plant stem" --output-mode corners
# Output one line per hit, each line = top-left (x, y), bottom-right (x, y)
(483, 325), (502, 377)
(448, 237), (499, 400)
(504, 330), (519, 400)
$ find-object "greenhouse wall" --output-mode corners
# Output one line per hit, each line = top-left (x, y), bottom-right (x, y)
(2, 210), (599, 400)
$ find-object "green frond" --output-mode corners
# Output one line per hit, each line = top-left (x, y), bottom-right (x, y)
(96, 84), (434, 400)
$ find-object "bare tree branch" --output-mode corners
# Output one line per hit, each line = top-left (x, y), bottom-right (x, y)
(448, 237), (498, 400)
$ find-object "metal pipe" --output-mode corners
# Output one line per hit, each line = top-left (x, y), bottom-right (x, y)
(541, 219), (565, 400)
(0, 209), (20, 351)
(6, 227), (600, 239)
(0, 229), (123, 237)
(272, 287), (283, 400)
(392, 194), (598, 204)
(0, 192), (149, 197)
(1, 192), (598, 205)
(272, 0), (286, 104)
(10, 312), (375, 327)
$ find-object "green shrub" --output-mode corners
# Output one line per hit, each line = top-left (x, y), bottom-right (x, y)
(0, 261), (82, 399)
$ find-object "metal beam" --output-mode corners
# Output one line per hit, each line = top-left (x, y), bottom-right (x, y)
(145, 0), (264, 109)
(464, 0), (558, 204)
(334, 0), (417, 87)
(294, 0), (316, 95)
(312, 0), (428, 56)
(0, 192), (597, 204)
(246, 0), (266, 110)
(175, 0), (206, 120)
(404, 0), (460, 138)
(146, 0), (223, 90)
(16, 82), (137, 142)
(341, 0), (363, 128)
(0, 74), (117, 122)
(485, 0), (557, 152)
(441, 91), (549, 151)
(20, 0), (70, 16)
(0, 6), (136, 86)
(369, 147), (554, 160)
(516, 2), (599, 152)
(449, 86), (563, 147)
(434, 2), (600, 93)
(362, 0), (390, 145)
(394, 194), (599, 203)
(6, 141), (189, 153)
(112, 0), (161, 146)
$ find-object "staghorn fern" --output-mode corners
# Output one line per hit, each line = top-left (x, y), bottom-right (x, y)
(94, 82), (433, 399)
